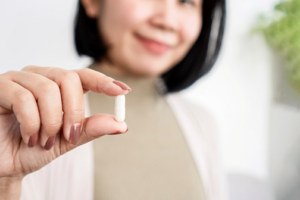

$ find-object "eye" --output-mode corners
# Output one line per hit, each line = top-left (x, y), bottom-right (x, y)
(180, 0), (196, 6)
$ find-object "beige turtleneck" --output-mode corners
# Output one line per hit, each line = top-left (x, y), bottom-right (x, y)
(88, 65), (206, 200)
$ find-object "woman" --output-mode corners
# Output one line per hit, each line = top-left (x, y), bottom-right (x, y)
(0, 0), (226, 199)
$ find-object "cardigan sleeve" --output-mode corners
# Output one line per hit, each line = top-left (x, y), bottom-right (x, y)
(183, 98), (228, 200)
(20, 142), (94, 200)
(20, 95), (94, 200)
(166, 93), (229, 200)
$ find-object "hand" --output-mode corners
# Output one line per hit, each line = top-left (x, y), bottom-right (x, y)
(0, 66), (129, 182)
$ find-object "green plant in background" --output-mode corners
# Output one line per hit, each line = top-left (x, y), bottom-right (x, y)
(260, 0), (300, 91)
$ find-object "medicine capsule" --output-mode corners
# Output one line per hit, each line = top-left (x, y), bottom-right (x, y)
(115, 95), (125, 122)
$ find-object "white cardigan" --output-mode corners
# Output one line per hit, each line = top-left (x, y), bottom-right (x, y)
(20, 93), (228, 200)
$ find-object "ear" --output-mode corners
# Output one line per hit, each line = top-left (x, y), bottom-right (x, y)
(81, 0), (100, 18)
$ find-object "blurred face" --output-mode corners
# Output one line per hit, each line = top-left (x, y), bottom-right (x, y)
(83, 0), (203, 76)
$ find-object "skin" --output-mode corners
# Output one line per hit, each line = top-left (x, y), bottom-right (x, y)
(84, 0), (202, 76)
(0, 0), (202, 199)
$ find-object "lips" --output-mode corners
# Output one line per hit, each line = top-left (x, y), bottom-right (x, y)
(135, 33), (172, 55)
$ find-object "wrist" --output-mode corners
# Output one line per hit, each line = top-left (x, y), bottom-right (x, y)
(0, 176), (23, 200)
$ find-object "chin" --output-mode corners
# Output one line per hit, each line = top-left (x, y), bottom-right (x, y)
(126, 55), (173, 76)
(128, 62), (170, 77)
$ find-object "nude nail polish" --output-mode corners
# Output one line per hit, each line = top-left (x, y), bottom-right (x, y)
(70, 123), (81, 145)
(109, 127), (128, 135)
(113, 80), (132, 91)
(44, 135), (56, 151)
(28, 133), (38, 148)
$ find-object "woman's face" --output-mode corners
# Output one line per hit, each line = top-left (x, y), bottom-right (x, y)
(83, 0), (203, 76)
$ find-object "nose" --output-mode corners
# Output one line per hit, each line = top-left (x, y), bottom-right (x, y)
(149, 1), (180, 32)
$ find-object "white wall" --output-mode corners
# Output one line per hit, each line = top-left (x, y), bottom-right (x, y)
(0, 0), (91, 73)
(183, 0), (280, 181)
(0, 0), (280, 182)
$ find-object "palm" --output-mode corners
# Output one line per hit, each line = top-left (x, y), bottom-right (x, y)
(0, 113), (63, 177)
(0, 111), (125, 179)
(0, 67), (128, 182)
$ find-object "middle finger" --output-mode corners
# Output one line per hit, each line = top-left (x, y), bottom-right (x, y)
(5, 70), (63, 149)
(23, 66), (85, 145)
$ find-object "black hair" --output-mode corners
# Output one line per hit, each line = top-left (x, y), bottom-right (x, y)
(75, 0), (226, 93)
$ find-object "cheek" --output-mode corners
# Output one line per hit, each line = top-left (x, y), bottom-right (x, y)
(100, 0), (152, 44)
(181, 14), (202, 46)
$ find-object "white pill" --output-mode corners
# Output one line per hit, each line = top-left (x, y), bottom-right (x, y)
(115, 95), (125, 122)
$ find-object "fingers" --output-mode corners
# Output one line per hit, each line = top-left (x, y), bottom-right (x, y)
(74, 68), (132, 96)
(24, 66), (131, 96)
(4, 71), (63, 148)
(53, 70), (85, 145)
(23, 66), (131, 146)
(0, 65), (131, 154)
(0, 79), (40, 146)
(61, 114), (128, 154)
(22, 67), (85, 145)
(83, 114), (128, 138)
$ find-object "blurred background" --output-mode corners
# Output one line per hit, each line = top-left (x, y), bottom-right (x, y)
(1, 0), (299, 199)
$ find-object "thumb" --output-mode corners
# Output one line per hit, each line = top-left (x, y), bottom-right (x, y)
(62, 113), (128, 153)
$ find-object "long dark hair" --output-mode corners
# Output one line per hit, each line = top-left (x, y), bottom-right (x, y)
(75, 0), (226, 93)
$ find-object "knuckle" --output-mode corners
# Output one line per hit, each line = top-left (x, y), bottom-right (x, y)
(25, 119), (40, 132)
(40, 81), (60, 94)
(22, 65), (36, 71)
(79, 68), (89, 74)
(16, 90), (34, 104)
(80, 68), (93, 76)
(0, 71), (12, 79)
(62, 70), (80, 82)
(5, 70), (16, 74)
(45, 120), (63, 131)
(69, 107), (85, 119)
(4, 70), (16, 77)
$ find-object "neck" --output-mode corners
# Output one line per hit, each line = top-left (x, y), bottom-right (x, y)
(91, 60), (155, 83)
(95, 60), (128, 76)
(94, 60), (156, 78)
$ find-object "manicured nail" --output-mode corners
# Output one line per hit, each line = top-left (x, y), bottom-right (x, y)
(44, 135), (56, 151)
(28, 133), (38, 148)
(109, 128), (128, 135)
(109, 131), (123, 135)
(113, 80), (132, 91)
(70, 123), (81, 145)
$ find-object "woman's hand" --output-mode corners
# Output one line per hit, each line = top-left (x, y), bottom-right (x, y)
(0, 66), (129, 197)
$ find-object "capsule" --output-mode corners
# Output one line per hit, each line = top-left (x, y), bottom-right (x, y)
(115, 95), (125, 122)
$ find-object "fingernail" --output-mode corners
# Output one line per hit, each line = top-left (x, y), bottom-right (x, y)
(113, 80), (132, 91)
(28, 134), (38, 148)
(44, 135), (56, 151)
(109, 128), (128, 135)
(109, 131), (123, 135)
(70, 123), (81, 145)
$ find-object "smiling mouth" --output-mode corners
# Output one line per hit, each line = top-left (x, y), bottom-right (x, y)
(134, 33), (172, 55)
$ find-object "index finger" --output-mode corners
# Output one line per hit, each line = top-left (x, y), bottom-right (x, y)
(74, 68), (132, 96)
(23, 66), (132, 96)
